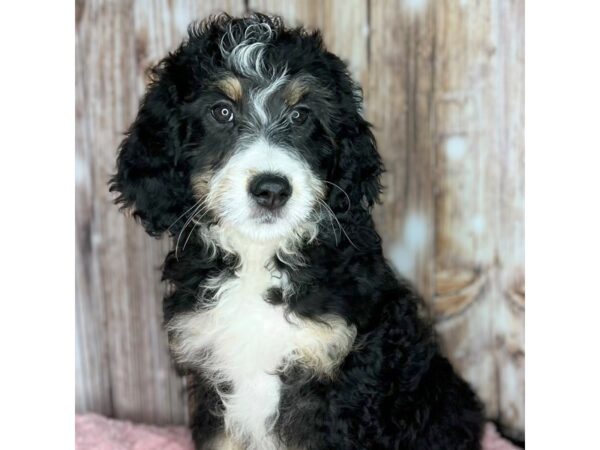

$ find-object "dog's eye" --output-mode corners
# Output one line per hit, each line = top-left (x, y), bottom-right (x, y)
(290, 108), (309, 125)
(211, 103), (234, 123)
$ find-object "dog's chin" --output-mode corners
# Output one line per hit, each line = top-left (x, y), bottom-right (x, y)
(221, 210), (301, 243)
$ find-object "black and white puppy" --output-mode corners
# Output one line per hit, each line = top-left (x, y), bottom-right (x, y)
(111, 13), (484, 450)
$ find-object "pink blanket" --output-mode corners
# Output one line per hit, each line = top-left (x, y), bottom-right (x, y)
(76, 414), (520, 450)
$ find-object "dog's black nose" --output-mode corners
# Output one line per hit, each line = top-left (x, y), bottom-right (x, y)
(249, 174), (292, 210)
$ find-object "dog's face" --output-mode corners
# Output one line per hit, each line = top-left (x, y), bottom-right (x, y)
(190, 70), (333, 241)
(111, 14), (383, 244)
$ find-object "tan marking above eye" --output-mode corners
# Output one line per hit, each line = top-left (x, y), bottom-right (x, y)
(285, 79), (310, 106)
(216, 76), (243, 102)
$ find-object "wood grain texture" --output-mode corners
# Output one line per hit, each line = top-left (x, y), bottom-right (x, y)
(248, 0), (369, 88)
(363, 0), (525, 437)
(75, 0), (245, 425)
(430, 0), (501, 422)
(429, 0), (524, 437)
(494, 0), (525, 433)
(75, 0), (524, 434)
(367, 0), (437, 303)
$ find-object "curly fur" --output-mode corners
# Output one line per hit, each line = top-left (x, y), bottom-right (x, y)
(110, 13), (484, 450)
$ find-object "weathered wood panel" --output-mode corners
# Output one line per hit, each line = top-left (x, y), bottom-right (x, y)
(494, 0), (525, 432)
(75, 0), (246, 425)
(367, 0), (437, 303)
(249, 0), (369, 89)
(362, 0), (525, 437)
(75, 0), (524, 434)
(429, 0), (502, 422)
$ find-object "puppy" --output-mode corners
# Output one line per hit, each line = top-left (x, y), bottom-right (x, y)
(111, 13), (484, 450)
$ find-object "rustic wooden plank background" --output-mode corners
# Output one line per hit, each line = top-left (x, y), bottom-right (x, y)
(75, 0), (524, 436)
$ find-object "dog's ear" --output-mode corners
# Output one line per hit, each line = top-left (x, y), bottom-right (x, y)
(330, 113), (383, 213)
(109, 53), (196, 237)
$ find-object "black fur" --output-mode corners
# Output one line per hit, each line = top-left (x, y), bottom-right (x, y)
(111, 13), (484, 450)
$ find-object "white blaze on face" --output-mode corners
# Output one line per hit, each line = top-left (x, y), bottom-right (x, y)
(207, 138), (324, 241)
(248, 74), (288, 126)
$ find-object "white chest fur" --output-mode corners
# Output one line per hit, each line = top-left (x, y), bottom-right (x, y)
(205, 240), (297, 449)
(167, 230), (356, 450)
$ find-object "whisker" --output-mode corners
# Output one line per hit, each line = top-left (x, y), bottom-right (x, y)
(167, 198), (206, 232)
(323, 180), (352, 213)
(318, 202), (339, 245)
(318, 200), (359, 249)
(175, 203), (209, 260)
(182, 208), (211, 253)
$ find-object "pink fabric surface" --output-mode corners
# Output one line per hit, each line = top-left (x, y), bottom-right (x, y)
(76, 414), (520, 450)
(76, 414), (193, 450)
